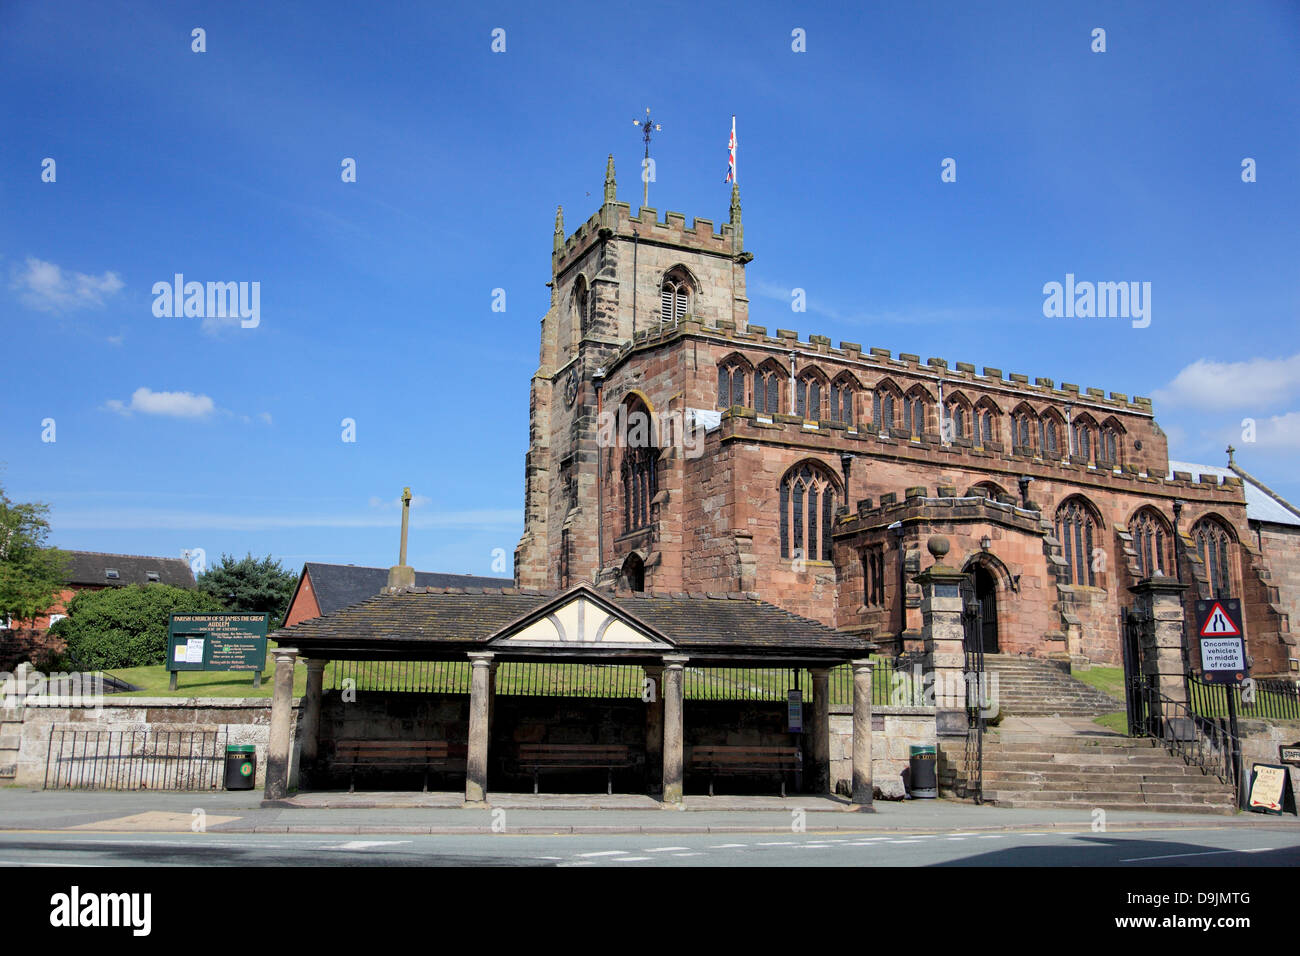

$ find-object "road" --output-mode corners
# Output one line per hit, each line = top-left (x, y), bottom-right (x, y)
(2, 824), (1298, 867)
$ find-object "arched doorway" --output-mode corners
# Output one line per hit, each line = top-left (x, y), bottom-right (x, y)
(622, 553), (645, 592)
(972, 564), (999, 653)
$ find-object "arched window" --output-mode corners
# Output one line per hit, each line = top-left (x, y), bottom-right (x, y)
(1055, 497), (1101, 587)
(618, 398), (658, 533)
(622, 553), (645, 592)
(1098, 420), (1122, 467)
(1073, 416), (1096, 463)
(872, 385), (899, 433)
(1040, 415), (1062, 458)
(571, 276), (590, 346)
(862, 547), (885, 607)
(779, 462), (838, 562)
(829, 374), (856, 425)
(754, 360), (784, 416)
(660, 270), (691, 323)
(974, 400), (999, 447)
(944, 392), (971, 442)
(717, 357), (749, 409)
(1011, 405), (1037, 452)
(903, 387), (929, 439)
(1193, 517), (1235, 599)
(1129, 507), (1172, 579)
(796, 372), (825, 420)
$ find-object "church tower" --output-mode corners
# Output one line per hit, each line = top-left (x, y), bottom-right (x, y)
(514, 156), (752, 588)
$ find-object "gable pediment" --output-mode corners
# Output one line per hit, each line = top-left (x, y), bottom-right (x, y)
(490, 589), (669, 648)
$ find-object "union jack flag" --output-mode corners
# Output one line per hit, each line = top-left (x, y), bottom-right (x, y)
(724, 115), (737, 184)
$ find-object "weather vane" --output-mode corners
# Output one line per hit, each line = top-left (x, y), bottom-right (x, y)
(632, 107), (662, 208)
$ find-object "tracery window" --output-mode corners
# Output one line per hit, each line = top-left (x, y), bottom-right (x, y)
(829, 377), (855, 424)
(796, 374), (824, 420)
(754, 362), (783, 415)
(779, 462), (837, 562)
(902, 391), (926, 439)
(1193, 517), (1235, 599)
(1129, 508), (1172, 579)
(660, 273), (690, 323)
(1040, 418), (1061, 458)
(717, 360), (747, 409)
(1055, 497), (1100, 587)
(873, 389), (897, 432)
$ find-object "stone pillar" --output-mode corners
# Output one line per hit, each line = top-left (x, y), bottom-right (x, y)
(264, 647), (298, 801)
(465, 652), (494, 804)
(851, 659), (875, 807)
(643, 664), (664, 795)
(1130, 576), (1190, 710)
(299, 658), (327, 769)
(913, 536), (969, 737)
(661, 655), (687, 805)
(809, 668), (831, 794)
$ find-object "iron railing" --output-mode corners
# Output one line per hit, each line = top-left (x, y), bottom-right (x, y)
(326, 658), (916, 706)
(44, 728), (228, 791)
(1187, 672), (1300, 721)
(1135, 677), (1241, 794)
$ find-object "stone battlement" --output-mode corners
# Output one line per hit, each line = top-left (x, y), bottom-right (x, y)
(609, 318), (1155, 416)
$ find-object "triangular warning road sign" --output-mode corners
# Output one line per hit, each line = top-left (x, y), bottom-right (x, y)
(1200, 601), (1241, 637)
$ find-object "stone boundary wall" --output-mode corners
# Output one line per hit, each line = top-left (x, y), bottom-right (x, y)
(831, 704), (937, 799)
(4, 697), (297, 790)
(1240, 719), (1300, 803)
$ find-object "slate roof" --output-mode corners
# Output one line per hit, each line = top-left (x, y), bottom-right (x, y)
(1168, 461), (1300, 528)
(63, 551), (196, 589)
(274, 584), (874, 661)
(302, 563), (511, 616)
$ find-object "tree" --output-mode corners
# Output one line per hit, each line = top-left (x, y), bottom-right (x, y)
(0, 483), (70, 625)
(197, 553), (298, 629)
(51, 584), (225, 670)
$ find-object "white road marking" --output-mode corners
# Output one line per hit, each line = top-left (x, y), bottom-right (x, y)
(577, 850), (628, 857)
(758, 841), (795, 846)
(977, 834), (1005, 839)
(645, 846), (690, 853)
(672, 852), (703, 857)
(709, 843), (747, 848)
(1121, 847), (1273, 863)
(612, 856), (651, 862)
(322, 841), (411, 851)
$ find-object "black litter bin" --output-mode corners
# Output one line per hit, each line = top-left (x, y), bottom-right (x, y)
(224, 744), (257, 790)
(908, 745), (937, 798)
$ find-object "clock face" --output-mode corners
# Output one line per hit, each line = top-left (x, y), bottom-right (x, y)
(564, 370), (579, 406)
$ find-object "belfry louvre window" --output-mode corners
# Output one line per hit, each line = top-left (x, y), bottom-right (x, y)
(718, 362), (746, 409)
(1193, 517), (1235, 599)
(660, 278), (689, 323)
(1129, 508), (1172, 579)
(779, 463), (836, 562)
(1055, 497), (1099, 587)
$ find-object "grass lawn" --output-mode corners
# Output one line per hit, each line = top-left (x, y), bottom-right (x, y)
(1071, 665), (1124, 701)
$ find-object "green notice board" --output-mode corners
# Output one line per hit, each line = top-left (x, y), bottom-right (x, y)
(167, 614), (269, 673)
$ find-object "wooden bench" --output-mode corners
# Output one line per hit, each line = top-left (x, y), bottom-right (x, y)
(334, 740), (467, 793)
(688, 745), (802, 797)
(517, 744), (634, 794)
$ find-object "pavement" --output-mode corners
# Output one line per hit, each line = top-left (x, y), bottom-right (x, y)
(3, 787), (1298, 835)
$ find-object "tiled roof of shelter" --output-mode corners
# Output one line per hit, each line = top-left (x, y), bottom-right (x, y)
(273, 584), (873, 660)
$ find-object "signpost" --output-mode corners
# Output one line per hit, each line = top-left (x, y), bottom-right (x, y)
(167, 614), (270, 690)
(1193, 598), (1248, 807)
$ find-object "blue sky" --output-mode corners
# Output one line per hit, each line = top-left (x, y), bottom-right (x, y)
(2, 0), (1297, 578)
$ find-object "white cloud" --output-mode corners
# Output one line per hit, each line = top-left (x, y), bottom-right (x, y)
(1242, 411), (1300, 450)
(105, 387), (217, 419)
(369, 493), (434, 510)
(51, 506), (520, 532)
(13, 257), (124, 312)
(258, 412), (273, 425)
(1153, 353), (1300, 411)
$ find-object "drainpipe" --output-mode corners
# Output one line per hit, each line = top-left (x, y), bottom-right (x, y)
(594, 368), (607, 582)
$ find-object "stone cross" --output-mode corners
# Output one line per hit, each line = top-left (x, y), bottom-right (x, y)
(399, 486), (412, 567)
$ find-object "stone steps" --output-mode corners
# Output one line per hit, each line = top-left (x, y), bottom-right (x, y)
(971, 728), (1236, 814)
(983, 654), (1122, 718)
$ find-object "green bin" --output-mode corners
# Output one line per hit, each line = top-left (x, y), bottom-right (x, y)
(909, 745), (938, 798)
(225, 744), (257, 790)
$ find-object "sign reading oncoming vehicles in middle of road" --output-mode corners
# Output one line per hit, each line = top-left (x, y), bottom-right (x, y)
(1195, 599), (1248, 685)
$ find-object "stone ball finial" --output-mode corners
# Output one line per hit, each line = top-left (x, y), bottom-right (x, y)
(927, 535), (950, 562)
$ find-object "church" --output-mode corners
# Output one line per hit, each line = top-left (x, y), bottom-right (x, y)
(514, 156), (1300, 677)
